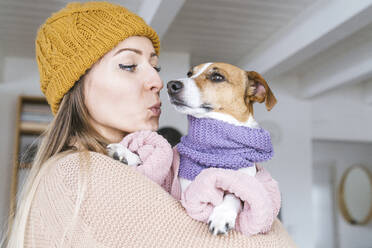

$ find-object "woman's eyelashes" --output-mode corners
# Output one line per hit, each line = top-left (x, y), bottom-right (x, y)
(153, 65), (161, 72)
(119, 64), (161, 72)
(119, 64), (137, 72)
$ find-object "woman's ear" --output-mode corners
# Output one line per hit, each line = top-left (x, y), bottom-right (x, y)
(245, 71), (277, 111)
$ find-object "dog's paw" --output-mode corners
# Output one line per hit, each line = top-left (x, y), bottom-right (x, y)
(106, 143), (141, 167)
(207, 204), (237, 235)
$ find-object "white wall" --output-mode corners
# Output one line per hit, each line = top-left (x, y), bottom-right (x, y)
(312, 83), (372, 143)
(0, 57), (42, 231)
(158, 52), (190, 135)
(264, 74), (372, 248)
(313, 140), (372, 248)
(0, 47), (4, 84)
(2, 57), (40, 85)
(311, 83), (372, 248)
(313, 161), (337, 248)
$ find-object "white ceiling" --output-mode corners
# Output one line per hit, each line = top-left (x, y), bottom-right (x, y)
(162, 0), (314, 66)
(293, 21), (372, 78)
(288, 18), (372, 99)
(0, 0), (313, 61)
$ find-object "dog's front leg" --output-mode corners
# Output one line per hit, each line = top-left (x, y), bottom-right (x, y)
(106, 143), (142, 167)
(179, 177), (193, 193)
(208, 192), (242, 235)
(207, 165), (257, 235)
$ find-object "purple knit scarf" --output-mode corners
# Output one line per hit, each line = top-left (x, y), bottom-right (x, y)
(177, 115), (274, 180)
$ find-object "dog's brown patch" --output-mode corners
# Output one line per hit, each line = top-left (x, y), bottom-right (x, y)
(190, 63), (277, 123)
(193, 63), (252, 122)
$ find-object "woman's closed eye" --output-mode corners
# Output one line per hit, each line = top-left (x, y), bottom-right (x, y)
(119, 64), (161, 72)
(153, 65), (161, 72)
(119, 64), (137, 72)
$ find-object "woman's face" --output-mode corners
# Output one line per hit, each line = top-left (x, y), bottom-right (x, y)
(84, 36), (163, 143)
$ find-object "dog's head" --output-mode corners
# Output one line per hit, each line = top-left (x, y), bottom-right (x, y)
(167, 62), (277, 123)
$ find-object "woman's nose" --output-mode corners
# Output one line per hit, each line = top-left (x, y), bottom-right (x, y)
(145, 66), (163, 92)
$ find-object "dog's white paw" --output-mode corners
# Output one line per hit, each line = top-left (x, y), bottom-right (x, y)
(207, 204), (237, 235)
(106, 143), (141, 167)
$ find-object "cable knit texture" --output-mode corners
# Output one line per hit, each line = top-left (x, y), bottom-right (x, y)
(24, 137), (296, 247)
(35, 1), (160, 115)
(177, 115), (274, 180)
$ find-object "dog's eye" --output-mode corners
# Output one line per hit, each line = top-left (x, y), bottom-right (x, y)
(210, 72), (225, 82)
(187, 71), (193, 77)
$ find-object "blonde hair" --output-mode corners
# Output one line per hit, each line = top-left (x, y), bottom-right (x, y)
(1, 70), (111, 247)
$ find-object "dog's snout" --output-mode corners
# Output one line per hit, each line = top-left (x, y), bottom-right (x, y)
(167, 80), (183, 94)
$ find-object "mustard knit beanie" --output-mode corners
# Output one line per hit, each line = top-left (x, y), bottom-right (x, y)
(35, 1), (160, 115)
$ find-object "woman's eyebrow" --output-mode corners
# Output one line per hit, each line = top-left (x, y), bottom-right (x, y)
(113, 48), (158, 58)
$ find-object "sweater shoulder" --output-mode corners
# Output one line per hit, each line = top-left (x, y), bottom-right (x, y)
(50, 151), (127, 192)
(54, 151), (118, 169)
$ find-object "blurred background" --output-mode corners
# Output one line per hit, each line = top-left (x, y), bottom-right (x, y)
(1, 0), (372, 247)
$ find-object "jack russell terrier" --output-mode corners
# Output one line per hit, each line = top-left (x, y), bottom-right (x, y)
(107, 62), (277, 236)
(166, 62), (277, 235)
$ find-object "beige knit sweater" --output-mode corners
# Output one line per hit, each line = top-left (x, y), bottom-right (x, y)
(25, 151), (297, 247)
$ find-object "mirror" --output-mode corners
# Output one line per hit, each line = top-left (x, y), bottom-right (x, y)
(338, 164), (372, 225)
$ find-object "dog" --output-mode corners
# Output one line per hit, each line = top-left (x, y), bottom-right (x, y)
(166, 62), (277, 235)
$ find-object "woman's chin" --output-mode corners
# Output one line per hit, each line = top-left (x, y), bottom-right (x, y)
(142, 119), (159, 132)
(126, 117), (159, 133)
(150, 122), (159, 131)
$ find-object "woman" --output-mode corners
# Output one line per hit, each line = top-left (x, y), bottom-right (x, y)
(4, 2), (296, 247)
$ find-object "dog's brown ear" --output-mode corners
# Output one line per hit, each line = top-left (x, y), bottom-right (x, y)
(246, 71), (277, 111)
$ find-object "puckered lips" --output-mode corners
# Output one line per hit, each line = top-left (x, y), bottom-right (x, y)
(149, 102), (161, 116)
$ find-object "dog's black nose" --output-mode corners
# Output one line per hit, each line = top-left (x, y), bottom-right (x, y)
(167, 80), (183, 94)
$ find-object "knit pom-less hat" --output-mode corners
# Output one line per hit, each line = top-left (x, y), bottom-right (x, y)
(35, 1), (160, 115)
